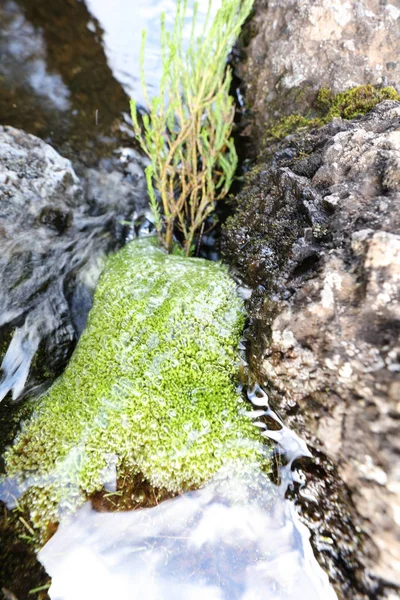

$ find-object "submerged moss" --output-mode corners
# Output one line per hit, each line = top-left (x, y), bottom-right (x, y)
(3, 238), (265, 530)
(267, 85), (400, 139)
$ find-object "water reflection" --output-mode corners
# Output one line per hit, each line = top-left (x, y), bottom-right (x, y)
(0, 0), (221, 153)
(84, 0), (221, 103)
(0, 0), (129, 152)
(0, 1), (70, 112)
(40, 469), (338, 600)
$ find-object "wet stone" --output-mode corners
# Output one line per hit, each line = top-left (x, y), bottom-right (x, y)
(0, 125), (146, 409)
(222, 101), (400, 599)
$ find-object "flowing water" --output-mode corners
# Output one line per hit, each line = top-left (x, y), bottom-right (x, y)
(35, 384), (337, 600)
(0, 1), (339, 598)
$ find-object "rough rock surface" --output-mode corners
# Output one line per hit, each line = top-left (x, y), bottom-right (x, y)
(222, 101), (400, 598)
(0, 126), (146, 406)
(236, 0), (400, 140)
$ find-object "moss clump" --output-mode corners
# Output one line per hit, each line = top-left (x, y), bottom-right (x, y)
(268, 113), (319, 140)
(267, 85), (400, 139)
(317, 84), (400, 118)
(3, 238), (265, 530)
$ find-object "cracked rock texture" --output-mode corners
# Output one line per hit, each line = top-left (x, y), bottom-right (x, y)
(222, 101), (400, 599)
(236, 0), (400, 140)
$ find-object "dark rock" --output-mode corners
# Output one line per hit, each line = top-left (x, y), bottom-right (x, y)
(222, 101), (400, 598)
(0, 125), (147, 404)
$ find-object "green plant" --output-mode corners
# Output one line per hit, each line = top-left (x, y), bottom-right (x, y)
(130, 0), (254, 255)
(317, 84), (400, 119)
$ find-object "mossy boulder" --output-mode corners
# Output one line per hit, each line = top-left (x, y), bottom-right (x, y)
(267, 85), (400, 140)
(235, 0), (400, 147)
(3, 238), (265, 530)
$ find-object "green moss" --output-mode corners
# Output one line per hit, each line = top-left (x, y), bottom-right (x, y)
(322, 84), (400, 119)
(267, 113), (321, 140)
(267, 85), (400, 140)
(3, 238), (266, 530)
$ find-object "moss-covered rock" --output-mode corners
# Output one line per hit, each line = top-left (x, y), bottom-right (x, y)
(267, 85), (400, 140)
(3, 238), (265, 530)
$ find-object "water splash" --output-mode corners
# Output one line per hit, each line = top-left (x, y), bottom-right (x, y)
(0, 320), (41, 401)
(245, 383), (312, 490)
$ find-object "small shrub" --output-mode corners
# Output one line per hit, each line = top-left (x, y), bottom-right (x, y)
(130, 0), (254, 255)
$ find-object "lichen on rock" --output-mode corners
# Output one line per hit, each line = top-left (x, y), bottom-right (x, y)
(3, 237), (265, 530)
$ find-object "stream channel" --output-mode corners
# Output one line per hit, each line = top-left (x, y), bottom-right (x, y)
(0, 1), (339, 598)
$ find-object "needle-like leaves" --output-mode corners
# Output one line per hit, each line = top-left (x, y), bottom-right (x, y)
(130, 0), (254, 255)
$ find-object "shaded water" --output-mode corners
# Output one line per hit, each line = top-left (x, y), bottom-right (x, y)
(0, 1), (340, 599)
(0, 0), (129, 156)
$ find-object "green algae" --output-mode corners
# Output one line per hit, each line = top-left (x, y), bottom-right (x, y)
(267, 85), (400, 140)
(3, 238), (265, 530)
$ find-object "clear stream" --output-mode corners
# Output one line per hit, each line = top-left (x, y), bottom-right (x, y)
(0, 1), (338, 598)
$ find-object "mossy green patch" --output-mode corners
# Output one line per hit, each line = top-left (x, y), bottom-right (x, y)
(267, 85), (400, 140)
(3, 238), (265, 530)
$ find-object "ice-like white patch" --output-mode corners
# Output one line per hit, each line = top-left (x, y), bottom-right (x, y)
(343, 40), (355, 52)
(386, 4), (400, 20)
(321, 271), (342, 310)
(331, 1), (352, 27)
(338, 362), (352, 381)
(357, 455), (388, 486)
